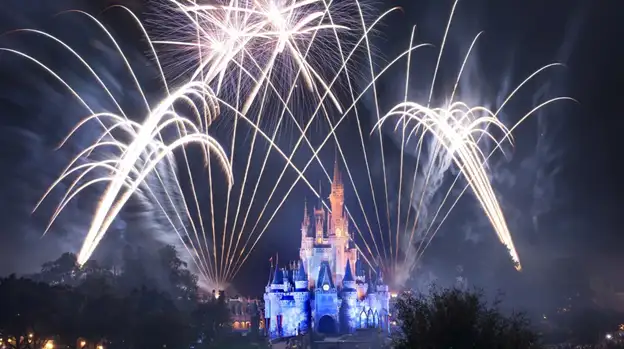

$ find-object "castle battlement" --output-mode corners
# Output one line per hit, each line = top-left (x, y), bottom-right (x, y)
(263, 159), (390, 338)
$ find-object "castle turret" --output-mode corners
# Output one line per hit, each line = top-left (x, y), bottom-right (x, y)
(300, 200), (313, 267)
(375, 267), (390, 332)
(267, 268), (285, 337)
(316, 261), (335, 290)
(293, 261), (310, 333)
(375, 267), (389, 292)
(340, 260), (357, 333)
(294, 261), (308, 291)
(329, 154), (346, 238)
(271, 268), (284, 292)
(314, 184), (325, 244)
(355, 259), (365, 280)
(342, 259), (356, 291)
(301, 199), (310, 238)
(315, 261), (338, 333)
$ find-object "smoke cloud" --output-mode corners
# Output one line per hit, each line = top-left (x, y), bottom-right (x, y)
(368, 0), (585, 292)
(0, 0), (196, 278)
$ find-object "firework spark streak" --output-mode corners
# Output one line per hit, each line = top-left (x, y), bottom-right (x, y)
(370, 0), (574, 281)
(378, 102), (522, 267)
(12, 7), (236, 283)
(18, 0), (367, 289)
(7, 0), (572, 290)
(153, 0), (346, 114)
(151, 0), (391, 285)
(224, 0), (573, 287)
(13, 5), (328, 288)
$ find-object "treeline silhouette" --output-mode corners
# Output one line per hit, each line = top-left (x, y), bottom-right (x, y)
(0, 246), (250, 349)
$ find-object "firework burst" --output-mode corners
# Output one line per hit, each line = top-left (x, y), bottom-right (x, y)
(17, 1), (357, 289)
(364, 0), (575, 285)
(6, 0), (573, 290)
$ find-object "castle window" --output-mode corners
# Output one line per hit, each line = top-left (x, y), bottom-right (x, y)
(359, 310), (367, 328)
(234, 321), (241, 329)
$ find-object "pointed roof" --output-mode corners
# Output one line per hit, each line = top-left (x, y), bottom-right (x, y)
(316, 261), (335, 289)
(302, 198), (310, 227)
(295, 261), (307, 282)
(367, 279), (375, 294)
(355, 259), (365, 277)
(376, 266), (384, 285)
(318, 181), (323, 209)
(271, 267), (283, 285)
(332, 150), (342, 186)
(343, 259), (354, 282)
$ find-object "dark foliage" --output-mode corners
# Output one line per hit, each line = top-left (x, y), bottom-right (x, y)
(0, 245), (231, 349)
(543, 307), (624, 345)
(392, 287), (541, 349)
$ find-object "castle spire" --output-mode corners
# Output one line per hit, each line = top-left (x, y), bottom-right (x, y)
(318, 180), (322, 209)
(302, 198), (310, 228)
(333, 149), (341, 186)
(314, 182), (325, 244)
(343, 259), (354, 282)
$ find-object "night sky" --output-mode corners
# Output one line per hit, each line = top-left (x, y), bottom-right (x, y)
(0, 0), (622, 309)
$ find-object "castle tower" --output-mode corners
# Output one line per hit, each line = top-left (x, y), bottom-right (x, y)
(375, 267), (390, 332)
(293, 261), (310, 333)
(328, 155), (350, 284)
(300, 200), (314, 267)
(294, 261), (308, 290)
(340, 260), (358, 333)
(301, 198), (310, 238)
(268, 268), (284, 337)
(329, 156), (345, 237)
(314, 204), (325, 245)
(315, 261), (338, 333)
(347, 239), (358, 271)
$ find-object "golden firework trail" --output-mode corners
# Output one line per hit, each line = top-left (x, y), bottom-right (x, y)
(224, 0), (575, 288)
(12, 5), (325, 289)
(155, 0), (378, 286)
(17, 0), (368, 290)
(368, 0), (576, 282)
(152, 0), (402, 285)
(9, 0), (573, 290)
(12, 7), (235, 284)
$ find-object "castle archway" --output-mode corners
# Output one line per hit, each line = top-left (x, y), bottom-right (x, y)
(317, 315), (337, 334)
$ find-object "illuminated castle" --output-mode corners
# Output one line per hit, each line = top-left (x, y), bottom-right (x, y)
(263, 159), (390, 338)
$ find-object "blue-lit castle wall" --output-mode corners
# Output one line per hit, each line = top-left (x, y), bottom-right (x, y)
(263, 261), (390, 338)
(263, 162), (391, 339)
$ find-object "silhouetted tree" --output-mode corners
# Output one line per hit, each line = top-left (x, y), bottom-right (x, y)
(249, 302), (260, 339)
(393, 287), (540, 349)
(38, 252), (78, 286)
(121, 287), (193, 349)
(0, 246), (231, 349)
(192, 299), (231, 348)
(158, 245), (199, 307)
(0, 275), (70, 349)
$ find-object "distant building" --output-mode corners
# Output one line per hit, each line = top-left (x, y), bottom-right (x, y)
(263, 160), (390, 339)
(227, 296), (265, 333)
